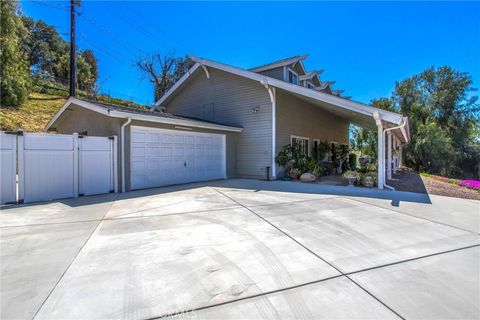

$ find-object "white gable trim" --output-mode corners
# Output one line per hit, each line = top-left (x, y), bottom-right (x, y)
(46, 97), (243, 133)
(155, 63), (201, 106)
(249, 55), (308, 73)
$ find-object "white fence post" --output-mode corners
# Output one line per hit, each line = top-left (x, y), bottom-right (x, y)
(17, 131), (25, 204)
(73, 133), (79, 198)
(112, 135), (118, 193)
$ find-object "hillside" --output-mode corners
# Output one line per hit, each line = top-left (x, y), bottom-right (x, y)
(0, 93), (67, 132)
(1, 91), (150, 133)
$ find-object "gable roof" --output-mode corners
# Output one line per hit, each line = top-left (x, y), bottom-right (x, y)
(249, 54), (308, 73)
(46, 97), (243, 133)
(156, 56), (409, 142)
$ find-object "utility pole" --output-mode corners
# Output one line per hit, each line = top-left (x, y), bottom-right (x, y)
(69, 0), (76, 97)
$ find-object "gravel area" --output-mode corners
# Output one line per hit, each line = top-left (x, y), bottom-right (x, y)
(389, 169), (480, 201)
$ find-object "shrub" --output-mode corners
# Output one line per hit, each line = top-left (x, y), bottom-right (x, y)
(348, 153), (357, 170)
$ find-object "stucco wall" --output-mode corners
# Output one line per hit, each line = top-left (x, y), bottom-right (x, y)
(53, 105), (238, 191)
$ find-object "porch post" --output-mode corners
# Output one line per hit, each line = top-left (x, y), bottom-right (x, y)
(399, 143), (403, 168)
(387, 132), (392, 180)
(374, 112), (384, 190)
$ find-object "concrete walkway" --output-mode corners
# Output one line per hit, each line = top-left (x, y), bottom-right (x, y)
(1, 179), (478, 320)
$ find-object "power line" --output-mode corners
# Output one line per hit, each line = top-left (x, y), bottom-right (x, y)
(29, 0), (69, 11)
(77, 11), (147, 56)
(109, 6), (173, 53)
(77, 33), (134, 65)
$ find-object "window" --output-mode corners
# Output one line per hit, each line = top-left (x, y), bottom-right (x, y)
(313, 139), (319, 160)
(291, 135), (309, 155)
(287, 68), (299, 85)
(307, 81), (315, 89)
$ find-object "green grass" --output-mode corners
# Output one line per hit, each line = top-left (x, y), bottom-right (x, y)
(1, 83), (151, 132)
(0, 92), (67, 132)
(420, 172), (461, 185)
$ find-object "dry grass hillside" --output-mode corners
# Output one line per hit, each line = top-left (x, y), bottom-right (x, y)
(0, 93), (67, 132)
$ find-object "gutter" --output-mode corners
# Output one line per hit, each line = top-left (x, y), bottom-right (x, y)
(121, 117), (132, 192)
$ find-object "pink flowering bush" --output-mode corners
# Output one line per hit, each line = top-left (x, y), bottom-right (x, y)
(459, 180), (480, 190)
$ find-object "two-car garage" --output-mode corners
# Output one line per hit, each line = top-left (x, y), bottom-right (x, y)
(45, 97), (242, 193)
(130, 126), (226, 190)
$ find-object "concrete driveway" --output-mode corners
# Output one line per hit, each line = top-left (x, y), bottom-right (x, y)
(1, 179), (479, 320)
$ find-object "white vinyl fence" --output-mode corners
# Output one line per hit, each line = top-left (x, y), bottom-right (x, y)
(0, 131), (117, 204)
(0, 132), (17, 204)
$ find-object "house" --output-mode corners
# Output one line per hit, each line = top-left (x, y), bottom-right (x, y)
(46, 55), (409, 191)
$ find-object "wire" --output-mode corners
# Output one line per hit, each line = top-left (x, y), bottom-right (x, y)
(77, 33), (134, 65)
(109, 6), (171, 53)
(29, 0), (69, 11)
(77, 11), (147, 55)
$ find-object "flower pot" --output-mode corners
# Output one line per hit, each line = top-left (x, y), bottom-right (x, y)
(363, 176), (374, 188)
(347, 177), (356, 187)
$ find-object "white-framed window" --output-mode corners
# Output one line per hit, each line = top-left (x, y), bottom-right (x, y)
(306, 81), (315, 89)
(287, 68), (299, 85)
(291, 135), (309, 155)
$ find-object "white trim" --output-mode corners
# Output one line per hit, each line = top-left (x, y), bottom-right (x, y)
(271, 87), (276, 180)
(249, 55), (308, 73)
(130, 126), (227, 187)
(112, 135), (118, 193)
(155, 63), (201, 106)
(46, 97), (243, 133)
(121, 117), (132, 192)
(291, 135), (310, 156)
(172, 56), (410, 141)
(287, 67), (299, 85)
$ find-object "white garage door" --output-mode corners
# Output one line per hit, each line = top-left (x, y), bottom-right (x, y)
(130, 126), (226, 190)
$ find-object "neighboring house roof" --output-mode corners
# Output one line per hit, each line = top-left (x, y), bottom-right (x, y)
(249, 54), (308, 73)
(46, 97), (243, 133)
(156, 56), (410, 142)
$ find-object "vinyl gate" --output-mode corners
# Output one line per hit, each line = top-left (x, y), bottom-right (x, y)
(0, 132), (17, 204)
(0, 131), (117, 204)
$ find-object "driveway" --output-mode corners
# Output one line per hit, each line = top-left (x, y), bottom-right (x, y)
(1, 179), (479, 320)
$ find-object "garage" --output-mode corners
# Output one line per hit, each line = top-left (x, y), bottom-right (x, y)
(130, 126), (227, 190)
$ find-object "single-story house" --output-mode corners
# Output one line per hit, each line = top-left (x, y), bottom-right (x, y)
(47, 55), (409, 191)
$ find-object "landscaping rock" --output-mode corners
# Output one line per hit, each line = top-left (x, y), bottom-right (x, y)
(300, 173), (317, 183)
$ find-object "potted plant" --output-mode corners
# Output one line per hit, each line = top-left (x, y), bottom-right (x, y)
(342, 170), (358, 187)
(290, 168), (302, 180)
(362, 172), (377, 188)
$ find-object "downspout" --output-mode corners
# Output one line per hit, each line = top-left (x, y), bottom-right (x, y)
(121, 117), (132, 192)
(382, 117), (407, 191)
(261, 79), (276, 180)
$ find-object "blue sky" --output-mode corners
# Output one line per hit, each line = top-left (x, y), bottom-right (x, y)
(22, 1), (480, 106)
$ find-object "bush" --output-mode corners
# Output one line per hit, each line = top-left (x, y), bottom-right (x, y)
(348, 153), (357, 170)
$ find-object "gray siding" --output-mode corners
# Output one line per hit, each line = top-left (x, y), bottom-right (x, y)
(257, 67), (285, 81)
(164, 68), (273, 179)
(275, 90), (350, 177)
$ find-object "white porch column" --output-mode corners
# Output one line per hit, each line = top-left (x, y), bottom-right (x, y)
(399, 143), (403, 168)
(387, 132), (392, 180)
(374, 112), (384, 190)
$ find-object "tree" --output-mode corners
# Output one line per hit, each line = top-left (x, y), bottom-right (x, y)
(395, 66), (479, 177)
(81, 49), (98, 89)
(136, 53), (193, 101)
(0, 0), (31, 107)
(21, 17), (67, 78)
(349, 98), (394, 160)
